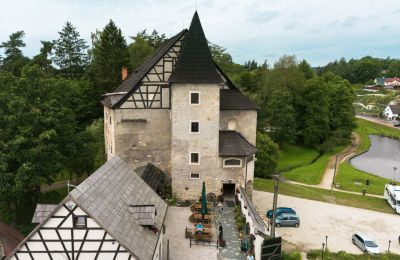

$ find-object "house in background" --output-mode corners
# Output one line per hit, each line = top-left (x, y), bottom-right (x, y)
(384, 104), (400, 120)
(8, 156), (167, 260)
(374, 77), (400, 89)
(101, 12), (258, 200)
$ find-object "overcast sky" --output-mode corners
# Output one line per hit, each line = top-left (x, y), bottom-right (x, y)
(0, 0), (399, 66)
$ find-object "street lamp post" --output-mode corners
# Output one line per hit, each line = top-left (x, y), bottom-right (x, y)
(393, 167), (398, 183)
(388, 240), (391, 254)
(270, 175), (286, 238)
(322, 243), (325, 260)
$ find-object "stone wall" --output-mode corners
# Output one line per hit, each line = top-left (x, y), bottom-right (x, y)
(220, 110), (257, 145)
(111, 109), (172, 174)
(171, 83), (221, 199)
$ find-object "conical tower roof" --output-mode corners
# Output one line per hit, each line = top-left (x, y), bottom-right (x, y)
(169, 11), (223, 83)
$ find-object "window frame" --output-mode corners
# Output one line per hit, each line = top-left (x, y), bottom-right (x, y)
(73, 215), (87, 229)
(223, 158), (242, 168)
(190, 152), (200, 165)
(190, 173), (200, 179)
(189, 91), (200, 105)
(190, 121), (200, 134)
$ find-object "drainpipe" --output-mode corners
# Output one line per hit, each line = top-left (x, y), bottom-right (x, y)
(244, 157), (248, 191)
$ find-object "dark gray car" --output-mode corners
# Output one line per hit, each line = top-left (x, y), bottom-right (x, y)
(275, 213), (300, 227)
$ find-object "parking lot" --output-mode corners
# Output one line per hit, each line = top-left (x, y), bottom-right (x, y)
(253, 190), (400, 254)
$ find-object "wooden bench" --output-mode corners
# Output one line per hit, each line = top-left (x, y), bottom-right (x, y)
(189, 213), (213, 223)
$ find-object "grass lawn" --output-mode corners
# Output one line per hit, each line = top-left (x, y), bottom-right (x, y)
(355, 118), (400, 153)
(283, 145), (347, 185)
(254, 178), (393, 214)
(277, 144), (319, 172)
(336, 162), (391, 195)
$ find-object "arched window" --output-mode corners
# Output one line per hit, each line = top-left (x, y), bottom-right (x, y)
(228, 120), (236, 130)
(223, 158), (242, 167)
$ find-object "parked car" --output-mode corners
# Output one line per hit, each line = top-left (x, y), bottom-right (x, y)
(394, 121), (400, 127)
(275, 213), (300, 227)
(352, 233), (380, 254)
(266, 207), (296, 218)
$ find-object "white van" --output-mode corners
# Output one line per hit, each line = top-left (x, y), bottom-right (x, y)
(384, 184), (400, 214)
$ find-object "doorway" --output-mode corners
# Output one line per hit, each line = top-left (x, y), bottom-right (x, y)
(222, 183), (236, 196)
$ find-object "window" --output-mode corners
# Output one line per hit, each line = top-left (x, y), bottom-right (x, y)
(190, 173), (200, 179)
(223, 158), (242, 167)
(190, 122), (199, 133)
(190, 153), (199, 164)
(73, 216), (86, 228)
(190, 92), (200, 105)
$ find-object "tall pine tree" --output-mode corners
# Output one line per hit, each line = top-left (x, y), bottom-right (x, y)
(53, 22), (88, 78)
(89, 20), (129, 94)
(0, 31), (30, 76)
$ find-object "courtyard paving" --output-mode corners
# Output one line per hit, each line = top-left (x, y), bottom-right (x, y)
(253, 190), (400, 254)
(216, 199), (246, 260)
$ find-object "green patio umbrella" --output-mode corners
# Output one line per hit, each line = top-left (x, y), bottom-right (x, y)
(201, 181), (208, 216)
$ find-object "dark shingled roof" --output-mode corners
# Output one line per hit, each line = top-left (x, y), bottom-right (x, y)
(101, 29), (188, 108)
(70, 156), (168, 260)
(389, 105), (400, 114)
(219, 131), (257, 156)
(135, 163), (164, 192)
(169, 11), (223, 84)
(220, 89), (257, 110)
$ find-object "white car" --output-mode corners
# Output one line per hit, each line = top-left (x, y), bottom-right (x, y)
(352, 233), (380, 254)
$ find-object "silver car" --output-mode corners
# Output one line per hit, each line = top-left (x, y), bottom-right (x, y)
(352, 233), (380, 254)
(275, 213), (300, 227)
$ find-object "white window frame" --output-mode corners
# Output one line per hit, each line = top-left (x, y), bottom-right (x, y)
(189, 91), (200, 105)
(223, 158), (242, 168)
(190, 121), (200, 134)
(190, 152), (200, 165)
(190, 173), (200, 179)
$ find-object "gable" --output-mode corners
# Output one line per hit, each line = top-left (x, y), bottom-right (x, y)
(117, 32), (187, 109)
(9, 200), (134, 260)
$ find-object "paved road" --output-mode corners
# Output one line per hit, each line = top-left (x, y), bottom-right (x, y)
(356, 114), (400, 129)
(253, 190), (400, 254)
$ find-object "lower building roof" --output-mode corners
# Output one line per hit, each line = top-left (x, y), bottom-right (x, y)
(219, 131), (257, 157)
(135, 163), (164, 192)
(220, 89), (257, 110)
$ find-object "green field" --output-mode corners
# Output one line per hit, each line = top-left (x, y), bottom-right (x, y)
(254, 178), (393, 214)
(336, 162), (391, 195)
(283, 145), (347, 184)
(277, 144), (320, 172)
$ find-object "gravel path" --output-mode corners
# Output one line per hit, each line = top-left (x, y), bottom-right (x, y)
(356, 114), (400, 129)
(253, 190), (400, 254)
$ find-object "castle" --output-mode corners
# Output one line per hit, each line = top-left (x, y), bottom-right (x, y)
(102, 12), (257, 199)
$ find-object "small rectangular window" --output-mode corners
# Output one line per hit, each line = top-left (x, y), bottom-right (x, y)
(190, 173), (200, 179)
(73, 216), (86, 228)
(190, 92), (200, 104)
(190, 153), (199, 164)
(191, 122), (199, 133)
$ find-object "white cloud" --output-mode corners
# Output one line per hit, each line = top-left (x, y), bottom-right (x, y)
(0, 0), (399, 66)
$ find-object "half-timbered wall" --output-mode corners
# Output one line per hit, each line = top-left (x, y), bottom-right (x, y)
(120, 34), (186, 109)
(9, 200), (135, 260)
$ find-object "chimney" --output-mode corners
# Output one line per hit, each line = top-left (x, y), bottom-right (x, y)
(122, 66), (128, 81)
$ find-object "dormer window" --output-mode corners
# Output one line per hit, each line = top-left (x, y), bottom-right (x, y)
(190, 92), (200, 105)
(129, 205), (156, 226)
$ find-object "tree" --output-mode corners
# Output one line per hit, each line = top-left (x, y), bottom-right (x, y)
(89, 20), (129, 94)
(53, 22), (89, 78)
(31, 41), (54, 75)
(128, 30), (166, 71)
(266, 88), (297, 146)
(254, 132), (279, 178)
(302, 78), (330, 147)
(298, 59), (314, 79)
(0, 66), (78, 225)
(0, 31), (30, 76)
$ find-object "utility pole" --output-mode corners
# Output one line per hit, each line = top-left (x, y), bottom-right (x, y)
(270, 175), (279, 238)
